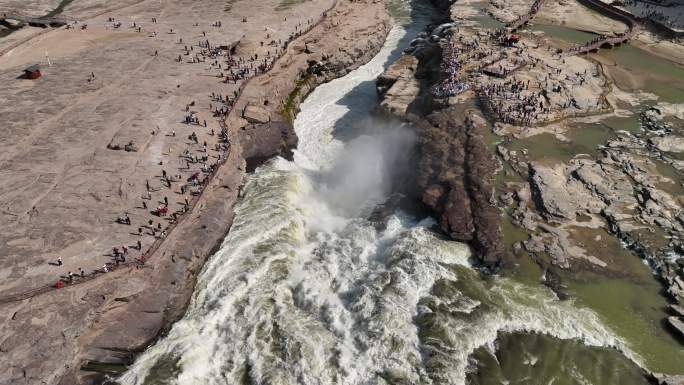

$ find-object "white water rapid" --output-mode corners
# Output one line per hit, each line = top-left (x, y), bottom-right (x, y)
(118, 5), (639, 385)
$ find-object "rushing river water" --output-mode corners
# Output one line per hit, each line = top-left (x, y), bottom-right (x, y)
(117, 3), (662, 385)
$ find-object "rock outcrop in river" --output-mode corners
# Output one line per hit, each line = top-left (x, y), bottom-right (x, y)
(417, 109), (504, 268)
(376, 28), (505, 271)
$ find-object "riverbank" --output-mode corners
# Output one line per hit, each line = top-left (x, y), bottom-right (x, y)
(0, 0), (391, 384)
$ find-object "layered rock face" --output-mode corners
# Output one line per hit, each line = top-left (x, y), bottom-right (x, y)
(417, 109), (504, 268)
(376, 40), (505, 271)
(240, 121), (298, 172)
(376, 55), (421, 116)
(239, 14), (393, 173)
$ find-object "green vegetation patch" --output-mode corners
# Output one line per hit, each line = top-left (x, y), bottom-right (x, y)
(281, 74), (313, 123)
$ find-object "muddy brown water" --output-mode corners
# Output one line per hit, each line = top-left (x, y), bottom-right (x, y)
(467, 332), (652, 385)
(530, 23), (684, 103)
(505, 123), (614, 165)
(488, 19), (684, 378)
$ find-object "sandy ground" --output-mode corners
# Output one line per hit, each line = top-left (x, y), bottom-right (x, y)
(0, 0), (149, 56)
(634, 29), (684, 65)
(0, 27), (139, 69)
(0, 26), (49, 55)
(535, 0), (629, 35)
(0, 0), (62, 17)
(0, 0), (334, 295)
(0, 0), (146, 19)
(0, 0), (391, 383)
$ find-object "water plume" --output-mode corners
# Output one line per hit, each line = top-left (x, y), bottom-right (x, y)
(310, 120), (415, 222)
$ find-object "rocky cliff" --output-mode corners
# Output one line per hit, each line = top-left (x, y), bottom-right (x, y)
(25, 2), (393, 384)
(376, 27), (505, 270)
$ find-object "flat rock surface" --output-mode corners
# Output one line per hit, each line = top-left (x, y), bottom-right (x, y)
(651, 136), (684, 153)
(0, 0), (391, 383)
(667, 316), (684, 338)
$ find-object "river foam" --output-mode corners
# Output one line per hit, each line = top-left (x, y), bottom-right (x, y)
(117, 3), (640, 384)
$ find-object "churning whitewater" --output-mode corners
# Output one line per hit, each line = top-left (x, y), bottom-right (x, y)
(118, 7), (639, 385)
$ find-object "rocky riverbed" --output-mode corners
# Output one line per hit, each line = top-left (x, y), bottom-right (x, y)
(376, 0), (684, 379)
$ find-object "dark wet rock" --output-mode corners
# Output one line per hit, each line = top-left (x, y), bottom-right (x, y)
(412, 108), (505, 270)
(239, 121), (297, 172)
(376, 23), (504, 271)
(541, 266), (569, 300)
(641, 107), (673, 132)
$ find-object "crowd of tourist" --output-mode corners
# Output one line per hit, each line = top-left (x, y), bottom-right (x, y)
(42, 12), (322, 293)
(482, 79), (551, 125)
(431, 41), (471, 97)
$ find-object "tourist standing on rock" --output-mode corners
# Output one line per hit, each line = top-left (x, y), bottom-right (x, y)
(57, 257), (63, 266)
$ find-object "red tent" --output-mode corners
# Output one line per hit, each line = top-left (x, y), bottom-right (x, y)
(23, 64), (42, 79)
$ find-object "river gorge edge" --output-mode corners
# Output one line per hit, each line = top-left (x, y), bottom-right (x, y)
(49, 1), (394, 384)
